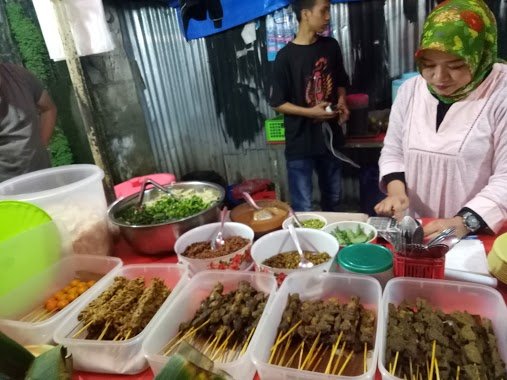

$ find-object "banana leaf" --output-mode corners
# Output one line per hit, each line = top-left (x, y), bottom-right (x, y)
(0, 332), (34, 380)
(0, 332), (72, 380)
(155, 342), (233, 380)
(25, 346), (72, 380)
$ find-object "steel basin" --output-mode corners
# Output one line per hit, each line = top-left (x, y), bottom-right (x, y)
(108, 181), (224, 255)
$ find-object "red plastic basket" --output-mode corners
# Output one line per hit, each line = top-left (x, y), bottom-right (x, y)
(393, 252), (445, 279)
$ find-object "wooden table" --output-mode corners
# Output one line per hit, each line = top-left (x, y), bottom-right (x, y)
(73, 216), (507, 380)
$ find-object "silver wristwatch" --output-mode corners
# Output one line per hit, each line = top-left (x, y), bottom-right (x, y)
(462, 211), (481, 233)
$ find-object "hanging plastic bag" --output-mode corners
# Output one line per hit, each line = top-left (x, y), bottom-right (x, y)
(32, 0), (114, 61)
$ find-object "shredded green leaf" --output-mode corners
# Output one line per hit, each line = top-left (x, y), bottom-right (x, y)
(116, 194), (214, 225)
(330, 225), (374, 246)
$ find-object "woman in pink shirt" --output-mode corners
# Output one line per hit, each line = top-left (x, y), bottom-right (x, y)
(375, 0), (507, 237)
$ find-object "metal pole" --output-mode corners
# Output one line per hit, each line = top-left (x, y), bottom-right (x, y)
(51, 0), (115, 202)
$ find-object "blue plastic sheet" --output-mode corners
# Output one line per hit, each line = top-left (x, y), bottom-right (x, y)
(178, 0), (362, 40)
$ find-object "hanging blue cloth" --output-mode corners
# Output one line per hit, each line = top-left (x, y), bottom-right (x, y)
(176, 0), (361, 40)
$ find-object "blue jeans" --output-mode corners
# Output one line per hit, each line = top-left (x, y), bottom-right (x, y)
(286, 156), (342, 212)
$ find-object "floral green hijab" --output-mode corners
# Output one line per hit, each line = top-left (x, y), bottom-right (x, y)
(416, 0), (498, 103)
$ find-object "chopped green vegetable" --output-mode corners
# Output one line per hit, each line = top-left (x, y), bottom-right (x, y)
(299, 218), (325, 229)
(330, 225), (374, 246)
(117, 195), (214, 225)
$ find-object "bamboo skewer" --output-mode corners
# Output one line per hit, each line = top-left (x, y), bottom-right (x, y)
(270, 321), (302, 352)
(332, 341), (347, 375)
(306, 342), (324, 370)
(338, 351), (354, 376)
(392, 351), (400, 375)
(435, 358), (441, 380)
(298, 341), (305, 370)
(429, 340), (436, 380)
(212, 330), (234, 361)
(240, 326), (256, 356)
(277, 336), (292, 367)
(98, 321), (111, 340)
(269, 330), (283, 364)
(363, 342), (368, 373)
(301, 332), (321, 370)
(324, 330), (343, 374)
(20, 307), (45, 322)
(72, 320), (93, 338)
(456, 365), (460, 380)
(285, 341), (304, 368)
(311, 355), (324, 372)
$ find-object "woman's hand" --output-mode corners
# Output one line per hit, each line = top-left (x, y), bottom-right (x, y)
(374, 194), (409, 220)
(374, 179), (409, 220)
(423, 216), (468, 238)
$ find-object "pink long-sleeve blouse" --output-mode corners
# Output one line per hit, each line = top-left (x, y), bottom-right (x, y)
(379, 63), (507, 233)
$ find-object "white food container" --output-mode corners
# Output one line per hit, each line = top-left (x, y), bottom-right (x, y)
(0, 164), (111, 256)
(379, 278), (507, 380)
(53, 263), (189, 374)
(252, 271), (383, 380)
(0, 254), (122, 345)
(143, 270), (278, 380)
(174, 222), (255, 274)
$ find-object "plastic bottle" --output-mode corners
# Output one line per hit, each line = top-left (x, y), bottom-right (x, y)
(266, 14), (277, 62)
(274, 10), (285, 52)
(282, 7), (293, 44)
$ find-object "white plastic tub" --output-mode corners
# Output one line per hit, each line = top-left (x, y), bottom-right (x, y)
(378, 278), (507, 380)
(0, 254), (122, 345)
(53, 263), (189, 374)
(251, 271), (383, 380)
(143, 270), (278, 379)
(0, 165), (111, 256)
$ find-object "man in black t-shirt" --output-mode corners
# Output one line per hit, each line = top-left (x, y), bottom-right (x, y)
(270, 0), (350, 211)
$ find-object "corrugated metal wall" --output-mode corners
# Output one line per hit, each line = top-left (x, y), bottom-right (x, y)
(116, 0), (505, 206)
(116, 0), (426, 204)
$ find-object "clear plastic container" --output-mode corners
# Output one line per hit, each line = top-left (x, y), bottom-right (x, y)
(0, 254), (122, 345)
(0, 165), (111, 256)
(142, 270), (278, 379)
(53, 263), (189, 374)
(378, 278), (507, 380)
(251, 271), (383, 380)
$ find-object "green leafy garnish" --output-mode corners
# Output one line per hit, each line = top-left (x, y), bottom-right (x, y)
(117, 195), (213, 225)
(330, 225), (374, 246)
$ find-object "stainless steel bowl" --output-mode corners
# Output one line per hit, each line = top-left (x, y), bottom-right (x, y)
(108, 181), (225, 255)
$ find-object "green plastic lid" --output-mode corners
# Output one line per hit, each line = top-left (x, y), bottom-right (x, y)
(337, 243), (393, 274)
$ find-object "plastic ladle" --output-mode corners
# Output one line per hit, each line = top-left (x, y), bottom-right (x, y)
(287, 224), (314, 269)
(211, 206), (228, 251)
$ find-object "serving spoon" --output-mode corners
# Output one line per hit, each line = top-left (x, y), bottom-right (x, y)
(288, 224), (314, 269)
(289, 208), (303, 228)
(211, 206), (228, 251)
(242, 192), (274, 221)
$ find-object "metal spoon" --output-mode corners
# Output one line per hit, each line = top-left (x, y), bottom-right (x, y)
(427, 227), (456, 247)
(289, 208), (303, 228)
(211, 206), (228, 251)
(242, 192), (274, 221)
(287, 224), (314, 269)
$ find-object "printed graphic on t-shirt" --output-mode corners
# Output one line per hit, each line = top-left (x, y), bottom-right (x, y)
(305, 57), (333, 106)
